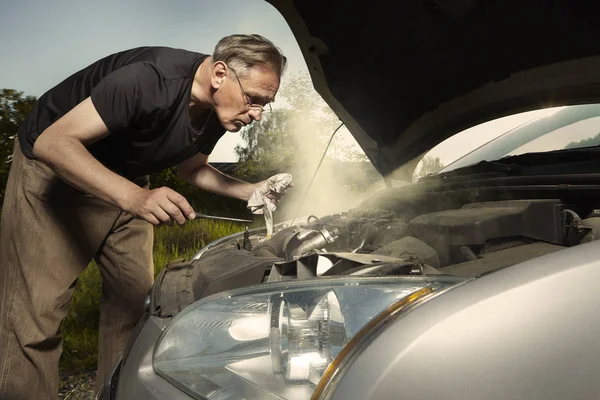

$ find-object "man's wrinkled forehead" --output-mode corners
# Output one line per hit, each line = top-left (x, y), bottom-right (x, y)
(243, 66), (280, 103)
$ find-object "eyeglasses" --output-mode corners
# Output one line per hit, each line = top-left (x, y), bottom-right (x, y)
(228, 66), (272, 113)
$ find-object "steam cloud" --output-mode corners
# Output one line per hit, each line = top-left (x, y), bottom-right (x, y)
(275, 111), (391, 223)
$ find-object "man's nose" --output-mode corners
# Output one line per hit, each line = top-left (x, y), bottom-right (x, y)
(248, 108), (262, 121)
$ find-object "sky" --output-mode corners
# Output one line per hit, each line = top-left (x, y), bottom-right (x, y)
(0, 0), (562, 169)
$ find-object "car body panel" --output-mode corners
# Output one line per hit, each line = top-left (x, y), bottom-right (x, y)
(331, 240), (600, 400)
(112, 317), (191, 399)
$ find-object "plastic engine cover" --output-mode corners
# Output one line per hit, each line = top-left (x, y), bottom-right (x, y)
(408, 199), (564, 266)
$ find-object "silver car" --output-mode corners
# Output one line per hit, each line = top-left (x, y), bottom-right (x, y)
(98, 0), (600, 398)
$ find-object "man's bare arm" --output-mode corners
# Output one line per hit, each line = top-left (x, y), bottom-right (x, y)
(176, 152), (261, 201)
(33, 97), (195, 225)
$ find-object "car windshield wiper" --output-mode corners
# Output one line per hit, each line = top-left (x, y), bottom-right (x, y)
(435, 160), (522, 178)
(433, 146), (600, 179)
(492, 146), (600, 166)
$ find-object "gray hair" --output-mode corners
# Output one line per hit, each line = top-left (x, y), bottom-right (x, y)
(212, 34), (287, 79)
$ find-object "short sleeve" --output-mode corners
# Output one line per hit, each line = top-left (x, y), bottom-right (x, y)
(90, 62), (162, 133)
(197, 132), (225, 155)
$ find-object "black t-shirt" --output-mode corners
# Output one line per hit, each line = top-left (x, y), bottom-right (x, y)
(18, 46), (226, 182)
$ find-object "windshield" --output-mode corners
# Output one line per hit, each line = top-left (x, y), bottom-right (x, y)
(504, 116), (600, 156)
(416, 103), (600, 177)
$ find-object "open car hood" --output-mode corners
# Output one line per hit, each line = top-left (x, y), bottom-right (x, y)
(266, 0), (600, 179)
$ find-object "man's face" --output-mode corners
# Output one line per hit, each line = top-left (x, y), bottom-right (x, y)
(213, 64), (280, 132)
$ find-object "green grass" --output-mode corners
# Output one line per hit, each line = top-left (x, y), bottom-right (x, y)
(59, 262), (102, 371)
(59, 219), (246, 373)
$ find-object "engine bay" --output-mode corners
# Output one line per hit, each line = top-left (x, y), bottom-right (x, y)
(238, 197), (600, 280)
(151, 188), (600, 316)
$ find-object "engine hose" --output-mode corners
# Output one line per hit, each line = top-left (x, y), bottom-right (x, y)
(351, 223), (379, 253)
(252, 226), (296, 258)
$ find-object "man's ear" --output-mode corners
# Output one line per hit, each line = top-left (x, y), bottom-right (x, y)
(211, 61), (228, 89)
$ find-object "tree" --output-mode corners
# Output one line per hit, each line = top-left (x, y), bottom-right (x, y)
(233, 108), (298, 182)
(414, 155), (445, 180)
(234, 72), (367, 181)
(565, 132), (600, 149)
(233, 73), (379, 219)
(0, 89), (37, 206)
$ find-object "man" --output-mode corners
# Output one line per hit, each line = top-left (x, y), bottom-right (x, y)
(0, 34), (292, 399)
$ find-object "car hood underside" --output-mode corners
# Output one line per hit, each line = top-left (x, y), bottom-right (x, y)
(267, 0), (600, 177)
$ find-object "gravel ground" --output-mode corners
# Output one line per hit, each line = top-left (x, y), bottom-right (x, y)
(59, 370), (97, 399)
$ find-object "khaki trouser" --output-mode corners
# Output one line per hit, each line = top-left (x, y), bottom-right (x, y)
(0, 139), (154, 399)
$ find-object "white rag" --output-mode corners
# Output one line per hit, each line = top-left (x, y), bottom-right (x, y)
(247, 173), (293, 237)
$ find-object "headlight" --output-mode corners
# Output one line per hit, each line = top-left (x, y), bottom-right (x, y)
(153, 276), (465, 399)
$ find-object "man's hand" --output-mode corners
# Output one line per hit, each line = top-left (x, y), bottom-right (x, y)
(247, 173), (294, 215)
(262, 181), (294, 207)
(124, 186), (196, 226)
